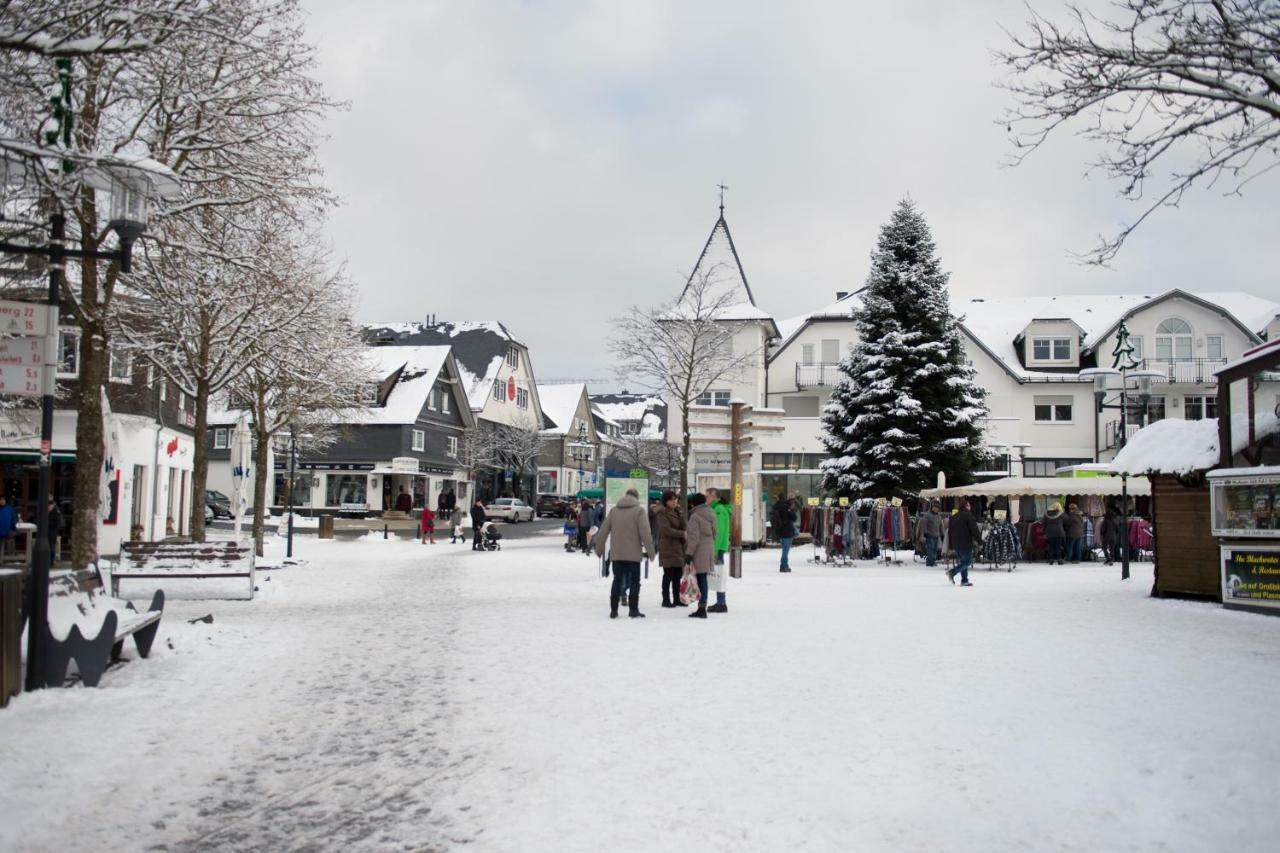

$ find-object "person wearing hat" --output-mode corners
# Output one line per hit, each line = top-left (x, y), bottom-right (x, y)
(1042, 502), (1067, 564)
(1065, 502), (1086, 563)
(921, 501), (945, 567)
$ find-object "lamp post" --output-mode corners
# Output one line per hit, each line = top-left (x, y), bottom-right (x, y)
(1081, 365), (1164, 581)
(2, 156), (178, 691)
(283, 428), (314, 560)
(569, 421), (590, 496)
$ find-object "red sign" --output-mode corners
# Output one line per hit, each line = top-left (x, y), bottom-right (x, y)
(507, 376), (516, 401)
(166, 437), (179, 457)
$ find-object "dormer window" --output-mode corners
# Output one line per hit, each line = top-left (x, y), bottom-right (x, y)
(363, 384), (380, 406)
(1031, 336), (1072, 362)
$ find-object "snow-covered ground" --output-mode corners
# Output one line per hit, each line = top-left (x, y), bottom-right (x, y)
(3, 534), (1280, 852)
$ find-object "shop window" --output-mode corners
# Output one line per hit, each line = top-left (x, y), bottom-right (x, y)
(412, 429), (425, 452)
(275, 472), (313, 507)
(213, 428), (229, 450)
(326, 474), (367, 506)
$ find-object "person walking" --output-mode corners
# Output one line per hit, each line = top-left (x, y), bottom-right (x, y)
(577, 500), (594, 553)
(449, 505), (464, 543)
(595, 488), (655, 619)
(470, 500), (487, 551)
(654, 491), (687, 607)
(946, 500), (980, 587)
(1065, 502), (1085, 563)
(0, 496), (15, 555)
(921, 501), (945, 567)
(1043, 502), (1067, 565)
(46, 498), (62, 558)
(420, 505), (436, 544)
(684, 493), (716, 618)
(1101, 502), (1123, 565)
(769, 493), (797, 572)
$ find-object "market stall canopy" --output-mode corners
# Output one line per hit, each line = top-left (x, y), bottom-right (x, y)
(920, 475), (1149, 498)
(1110, 412), (1279, 476)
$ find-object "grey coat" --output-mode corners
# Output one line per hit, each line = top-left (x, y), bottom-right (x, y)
(921, 511), (945, 538)
(594, 494), (655, 563)
(685, 505), (717, 572)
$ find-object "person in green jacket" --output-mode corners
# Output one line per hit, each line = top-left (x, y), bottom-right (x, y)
(706, 487), (732, 613)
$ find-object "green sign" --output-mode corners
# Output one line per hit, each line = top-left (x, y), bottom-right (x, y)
(605, 476), (649, 513)
(1223, 547), (1280, 611)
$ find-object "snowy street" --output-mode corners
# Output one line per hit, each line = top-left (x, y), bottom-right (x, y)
(3, 532), (1280, 852)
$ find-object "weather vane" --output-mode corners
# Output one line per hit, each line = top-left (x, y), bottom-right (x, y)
(717, 182), (728, 214)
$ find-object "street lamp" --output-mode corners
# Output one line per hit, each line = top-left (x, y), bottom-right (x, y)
(568, 421), (590, 496)
(1011, 443), (1032, 476)
(1080, 366), (1165, 581)
(284, 428), (314, 560)
(1, 154), (179, 691)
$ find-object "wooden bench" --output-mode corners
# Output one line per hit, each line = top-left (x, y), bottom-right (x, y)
(41, 569), (165, 688)
(114, 541), (256, 600)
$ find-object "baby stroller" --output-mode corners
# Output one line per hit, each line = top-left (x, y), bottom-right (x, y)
(482, 521), (502, 551)
(563, 519), (578, 552)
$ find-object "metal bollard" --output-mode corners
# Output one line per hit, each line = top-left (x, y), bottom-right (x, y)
(383, 524), (388, 540)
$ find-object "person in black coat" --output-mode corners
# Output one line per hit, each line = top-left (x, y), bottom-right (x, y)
(769, 494), (798, 573)
(46, 498), (62, 554)
(946, 500), (981, 586)
(470, 500), (487, 551)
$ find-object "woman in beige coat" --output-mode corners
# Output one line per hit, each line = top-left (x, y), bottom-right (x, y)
(684, 493), (717, 619)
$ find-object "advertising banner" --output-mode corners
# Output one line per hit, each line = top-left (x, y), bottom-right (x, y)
(1221, 544), (1280, 612)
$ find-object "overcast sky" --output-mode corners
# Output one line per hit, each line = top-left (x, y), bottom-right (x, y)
(301, 0), (1277, 386)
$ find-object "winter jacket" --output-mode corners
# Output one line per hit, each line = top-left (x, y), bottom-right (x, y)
(420, 507), (435, 531)
(395, 492), (413, 513)
(0, 505), (14, 538)
(594, 494), (655, 563)
(921, 510), (945, 539)
(577, 504), (594, 529)
(770, 499), (797, 539)
(1065, 510), (1085, 539)
(712, 500), (732, 552)
(1042, 509), (1066, 539)
(1101, 511), (1123, 545)
(685, 505), (717, 572)
(592, 503), (605, 527)
(947, 510), (982, 552)
(470, 502), (487, 528)
(654, 506), (687, 568)
(437, 491), (456, 513)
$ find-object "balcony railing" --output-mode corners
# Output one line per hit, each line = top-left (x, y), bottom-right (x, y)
(1104, 420), (1143, 450)
(1138, 357), (1226, 385)
(795, 362), (841, 388)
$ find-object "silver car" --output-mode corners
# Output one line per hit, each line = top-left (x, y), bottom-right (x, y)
(487, 498), (535, 523)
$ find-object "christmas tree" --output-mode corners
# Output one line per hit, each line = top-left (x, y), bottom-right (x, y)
(820, 199), (989, 497)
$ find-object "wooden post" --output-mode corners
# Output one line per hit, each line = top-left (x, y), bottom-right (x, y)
(1217, 380), (1232, 469)
(730, 401), (744, 579)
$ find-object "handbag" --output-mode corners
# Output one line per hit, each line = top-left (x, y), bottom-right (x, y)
(679, 571), (700, 606)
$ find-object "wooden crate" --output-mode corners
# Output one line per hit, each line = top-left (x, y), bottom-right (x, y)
(1151, 475), (1220, 600)
(1, 568), (21, 708)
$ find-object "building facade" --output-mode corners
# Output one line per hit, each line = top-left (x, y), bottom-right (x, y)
(535, 382), (601, 496)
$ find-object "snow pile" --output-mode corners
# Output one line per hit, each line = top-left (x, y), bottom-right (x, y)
(1111, 411), (1280, 475)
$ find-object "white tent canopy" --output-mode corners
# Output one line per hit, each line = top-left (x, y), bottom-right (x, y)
(920, 475), (1150, 499)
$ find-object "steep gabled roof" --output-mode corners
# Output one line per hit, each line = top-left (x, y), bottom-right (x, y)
(365, 319), (524, 412)
(355, 346), (454, 426)
(590, 392), (668, 440)
(536, 382), (587, 435)
(676, 212), (778, 332)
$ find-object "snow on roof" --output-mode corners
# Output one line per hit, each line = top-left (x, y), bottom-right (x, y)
(958, 289), (1280, 378)
(366, 319), (523, 412)
(536, 383), (586, 434)
(590, 393), (668, 439)
(1216, 337), (1280, 378)
(354, 346), (452, 425)
(775, 291), (863, 348)
(1110, 411), (1280, 476)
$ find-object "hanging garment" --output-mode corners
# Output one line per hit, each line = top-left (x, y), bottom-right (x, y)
(983, 523), (1021, 563)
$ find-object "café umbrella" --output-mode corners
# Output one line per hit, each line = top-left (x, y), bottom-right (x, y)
(230, 413), (252, 539)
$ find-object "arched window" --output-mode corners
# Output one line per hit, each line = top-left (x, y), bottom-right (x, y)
(1155, 318), (1193, 362)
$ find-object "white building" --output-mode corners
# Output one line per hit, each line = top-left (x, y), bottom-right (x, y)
(535, 382), (601, 496)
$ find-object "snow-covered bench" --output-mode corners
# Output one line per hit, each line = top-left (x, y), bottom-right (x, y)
(40, 570), (165, 687)
(114, 541), (255, 600)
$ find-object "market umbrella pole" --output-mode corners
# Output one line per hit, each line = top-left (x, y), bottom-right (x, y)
(1120, 473), (1130, 581)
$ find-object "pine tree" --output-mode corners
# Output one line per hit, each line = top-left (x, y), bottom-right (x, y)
(820, 199), (989, 497)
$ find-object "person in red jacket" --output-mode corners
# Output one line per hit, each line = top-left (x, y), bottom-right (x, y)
(420, 505), (436, 544)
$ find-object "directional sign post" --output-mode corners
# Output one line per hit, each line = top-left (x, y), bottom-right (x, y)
(0, 299), (52, 337)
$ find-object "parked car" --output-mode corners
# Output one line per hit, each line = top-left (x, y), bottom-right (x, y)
(206, 489), (233, 519)
(204, 503), (215, 524)
(486, 498), (535, 523)
(536, 494), (570, 518)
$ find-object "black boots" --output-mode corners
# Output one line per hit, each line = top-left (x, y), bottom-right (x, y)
(706, 602), (727, 613)
(689, 605), (706, 618)
(610, 596), (619, 619)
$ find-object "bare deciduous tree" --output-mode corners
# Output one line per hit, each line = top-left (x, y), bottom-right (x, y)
(464, 415), (545, 500)
(998, 0), (1280, 264)
(0, 0), (207, 57)
(610, 266), (763, 504)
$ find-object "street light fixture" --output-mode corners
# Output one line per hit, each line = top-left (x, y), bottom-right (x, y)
(1080, 366), (1166, 581)
(1, 153), (179, 692)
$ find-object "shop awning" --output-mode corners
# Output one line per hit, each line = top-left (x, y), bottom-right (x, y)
(919, 475), (1150, 499)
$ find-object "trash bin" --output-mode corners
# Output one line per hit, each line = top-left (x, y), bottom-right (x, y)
(318, 514), (334, 540)
(1, 568), (21, 708)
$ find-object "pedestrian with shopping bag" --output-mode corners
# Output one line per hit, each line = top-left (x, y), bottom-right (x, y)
(653, 490), (687, 607)
(684, 493), (716, 619)
(594, 488), (655, 619)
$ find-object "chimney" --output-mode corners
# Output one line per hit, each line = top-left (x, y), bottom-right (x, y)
(836, 291), (848, 301)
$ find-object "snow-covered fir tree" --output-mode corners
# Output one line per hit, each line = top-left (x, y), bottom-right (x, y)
(820, 199), (988, 497)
